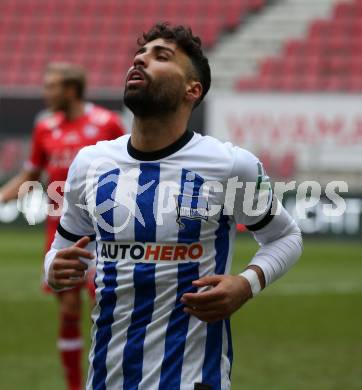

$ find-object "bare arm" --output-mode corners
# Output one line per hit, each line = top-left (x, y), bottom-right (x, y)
(0, 169), (41, 203)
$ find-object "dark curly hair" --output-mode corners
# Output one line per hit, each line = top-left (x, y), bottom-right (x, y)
(137, 22), (211, 107)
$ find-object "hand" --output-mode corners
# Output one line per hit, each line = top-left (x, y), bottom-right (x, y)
(48, 236), (94, 291)
(181, 274), (253, 323)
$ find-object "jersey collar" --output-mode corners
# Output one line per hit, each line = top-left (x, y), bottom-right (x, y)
(127, 130), (194, 161)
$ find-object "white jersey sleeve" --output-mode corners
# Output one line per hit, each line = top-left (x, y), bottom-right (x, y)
(248, 206), (303, 285)
(59, 148), (96, 237)
(228, 146), (273, 228)
(228, 146), (303, 286)
(44, 149), (96, 288)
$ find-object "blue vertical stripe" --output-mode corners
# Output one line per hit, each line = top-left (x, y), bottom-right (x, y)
(134, 163), (160, 243)
(122, 163), (159, 389)
(159, 262), (199, 389)
(123, 263), (156, 389)
(94, 242), (99, 292)
(159, 169), (204, 388)
(214, 211), (230, 275)
(225, 318), (233, 379)
(92, 262), (118, 390)
(202, 210), (231, 389)
(92, 169), (120, 389)
(96, 168), (120, 241)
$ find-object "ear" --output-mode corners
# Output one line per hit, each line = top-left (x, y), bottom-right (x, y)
(185, 80), (203, 106)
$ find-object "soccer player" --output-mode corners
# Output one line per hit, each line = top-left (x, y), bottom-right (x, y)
(44, 24), (303, 390)
(0, 63), (125, 390)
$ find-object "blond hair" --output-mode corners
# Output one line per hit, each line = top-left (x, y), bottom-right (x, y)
(46, 62), (87, 99)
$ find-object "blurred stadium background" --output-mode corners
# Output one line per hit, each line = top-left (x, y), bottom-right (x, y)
(0, 0), (361, 389)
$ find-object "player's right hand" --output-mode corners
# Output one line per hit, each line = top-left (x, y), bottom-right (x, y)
(48, 236), (94, 291)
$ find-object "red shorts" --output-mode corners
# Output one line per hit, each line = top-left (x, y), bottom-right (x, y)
(45, 215), (60, 253)
(236, 224), (247, 232)
(42, 216), (95, 299)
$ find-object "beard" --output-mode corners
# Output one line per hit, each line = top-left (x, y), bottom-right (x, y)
(123, 71), (184, 118)
(48, 97), (70, 112)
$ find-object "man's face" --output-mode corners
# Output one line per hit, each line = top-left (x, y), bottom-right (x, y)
(43, 71), (69, 111)
(124, 38), (195, 117)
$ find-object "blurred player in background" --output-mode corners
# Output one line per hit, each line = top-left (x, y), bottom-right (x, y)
(0, 62), (125, 390)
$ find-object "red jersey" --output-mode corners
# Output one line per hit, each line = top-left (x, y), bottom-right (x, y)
(26, 103), (125, 183)
(25, 103), (125, 254)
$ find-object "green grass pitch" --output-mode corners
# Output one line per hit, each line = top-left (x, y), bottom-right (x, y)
(0, 228), (361, 389)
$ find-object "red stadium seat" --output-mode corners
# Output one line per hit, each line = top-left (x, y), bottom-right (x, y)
(277, 75), (301, 92)
(324, 75), (347, 91)
(334, 2), (353, 19)
(298, 75), (324, 92)
(259, 57), (281, 76)
(283, 39), (306, 56)
(309, 20), (332, 38)
(346, 76), (362, 91)
(348, 57), (362, 75)
(249, 0), (265, 12)
(235, 77), (258, 91)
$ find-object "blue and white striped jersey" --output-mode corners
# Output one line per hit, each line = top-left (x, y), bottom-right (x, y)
(49, 130), (274, 390)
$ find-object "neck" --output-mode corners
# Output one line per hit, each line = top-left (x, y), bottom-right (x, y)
(131, 109), (190, 152)
(64, 100), (85, 121)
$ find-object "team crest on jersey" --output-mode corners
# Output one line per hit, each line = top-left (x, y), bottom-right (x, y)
(84, 125), (99, 138)
(175, 194), (209, 229)
(63, 131), (80, 144)
(52, 128), (62, 139)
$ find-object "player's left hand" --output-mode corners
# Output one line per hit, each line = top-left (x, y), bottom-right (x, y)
(181, 275), (253, 323)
